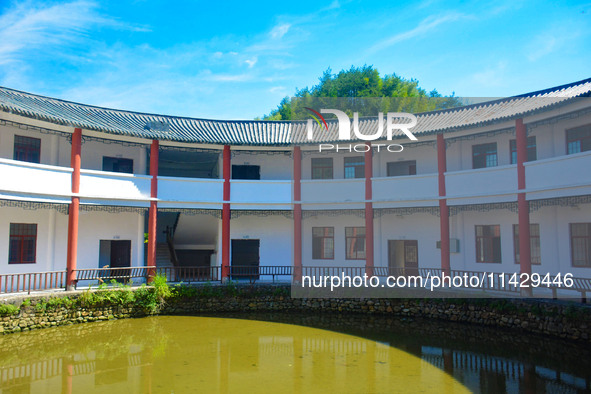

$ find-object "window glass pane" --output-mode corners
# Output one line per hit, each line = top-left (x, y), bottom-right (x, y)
(472, 143), (497, 169)
(510, 137), (536, 164)
(570, 223), (591, 267)
(324, 238), (334, 259)
(311, 158), (333, 179)
(475, 225), (501, 263)
(387, 160), (417, 176)
(13, 135), (41, 164)
(312, 227), (334, 259)
(103, 157), (134, 174)
(8, 223), (37, 264)
(567, 126), (591, 154)
(345, 227), (365, 259)
(344, 157), (364, 179)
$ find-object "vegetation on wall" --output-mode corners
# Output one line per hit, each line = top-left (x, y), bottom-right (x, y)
(3, 275), (291, 317)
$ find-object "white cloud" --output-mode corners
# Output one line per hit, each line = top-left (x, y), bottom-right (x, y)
(244, 56), (258, 68)
(366, 12), (468, 54)
(527, 28), (582, 61)
(269, 86), (286, 94)
(0, 0), (148, 66)
(468, 61), (507, 88)
(269, 23), (291, 39)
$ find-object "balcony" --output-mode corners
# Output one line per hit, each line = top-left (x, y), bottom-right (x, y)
(372, 174), (439, 208)
(525, 151), (591, 200)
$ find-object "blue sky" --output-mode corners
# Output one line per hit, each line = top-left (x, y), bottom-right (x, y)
(0, 0), (589, 119)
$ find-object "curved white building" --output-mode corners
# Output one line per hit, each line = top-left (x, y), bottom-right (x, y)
(1, 79), (590, 291)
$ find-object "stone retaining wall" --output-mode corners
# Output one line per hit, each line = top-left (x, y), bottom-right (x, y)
(1, 286), (590, 341)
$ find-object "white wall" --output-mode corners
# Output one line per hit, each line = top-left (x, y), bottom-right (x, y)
(374, 142), (438, 177)
(231, 151), (292, 180)
(78, 139), (147, 174)
(376, 213), (441, 269)
(302, 214), (366, 268)
(230, 215), (292, 267)
(0, 207), (68, 273)
(77, 210), (144, 270)
(0, 124), (63, 166)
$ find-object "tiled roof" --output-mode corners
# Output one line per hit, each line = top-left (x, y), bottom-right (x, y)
(0, 78), (590, 146)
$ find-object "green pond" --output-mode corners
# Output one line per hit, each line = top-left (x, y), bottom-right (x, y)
(0, 313), (589, 393)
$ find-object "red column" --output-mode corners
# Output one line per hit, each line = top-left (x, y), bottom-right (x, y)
(364, 143), (374, 276)
(66, 128), (81, 290)
(147, 140), (159, 279)
(222, 145), (231, 281)
(293, 146), (302, 282)
(516, 119), (532, 279)
(437, 134), (451, 275)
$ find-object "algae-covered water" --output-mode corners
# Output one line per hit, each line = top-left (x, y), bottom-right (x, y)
(0, 314), (588, 393)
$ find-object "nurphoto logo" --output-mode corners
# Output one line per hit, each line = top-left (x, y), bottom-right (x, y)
(305, 107), (418, 152)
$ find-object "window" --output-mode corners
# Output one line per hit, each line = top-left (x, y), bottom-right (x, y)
(475, 225), (501, 263)
(566, 125), (591, 154)
(509, 136), (537, 164)
(13, 135), (41, 163)
(311, 158), (333, 179)
(103, 157), (134, 173)
(345, 227), (365, 260)
(387, 160), (417, 176)
(472, 143), (497, 169)
(513, 224), (541, 265)
(312, 227), (334, 259)
(570, 223), (591, 267)
(344, 157), (364, 179)
(232, 165), (260, 180)
(9, 223), (37, 264)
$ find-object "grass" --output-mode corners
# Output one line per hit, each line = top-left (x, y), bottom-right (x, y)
(0, 304), (19, 316)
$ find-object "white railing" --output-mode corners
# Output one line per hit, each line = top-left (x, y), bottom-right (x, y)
(445, 165), (517, 205)
(3, 151), (591, 210)
(301, 179), (365, 209)
(79, 169), (152, 206)
(0, 158), (71, 203)
(525, 151), (591, 199)
(157, 176), (223, 209)
(372, 174), (438, 208)
(231, 180), (292, 209)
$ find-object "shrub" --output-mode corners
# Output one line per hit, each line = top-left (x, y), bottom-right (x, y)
(0, 304), (19, 316)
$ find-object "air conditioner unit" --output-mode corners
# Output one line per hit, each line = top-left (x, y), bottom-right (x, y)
(436, 239), (460, 253)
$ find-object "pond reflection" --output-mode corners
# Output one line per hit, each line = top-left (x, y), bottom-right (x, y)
(0, 314), (589, 393)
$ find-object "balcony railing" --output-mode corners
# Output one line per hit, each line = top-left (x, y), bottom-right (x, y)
(2, 151), (591, 209)
(445, 165), (517, 205)
(157, 176), (223, 209)
(0, 271), (66, 295)
(372, 174), (438, 208)
(525, 150), (591, 199)
(0, 158), (71, 203)
(79, 169), (151, 205)
(0, 267), (589, 301)
(230, 180), (292, 209)
(301, 179), (364, 209)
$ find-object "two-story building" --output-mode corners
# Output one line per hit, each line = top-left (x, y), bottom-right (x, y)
(0, 79), (590, 289)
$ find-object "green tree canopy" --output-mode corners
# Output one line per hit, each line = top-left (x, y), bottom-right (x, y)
(261, 65), (461, 120)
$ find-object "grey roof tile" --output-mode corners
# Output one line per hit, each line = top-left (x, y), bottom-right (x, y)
(0, 78), (590, 146)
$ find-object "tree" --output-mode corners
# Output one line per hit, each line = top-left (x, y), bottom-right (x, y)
(262, 65), (461, 120)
